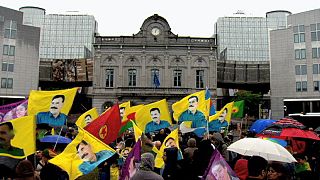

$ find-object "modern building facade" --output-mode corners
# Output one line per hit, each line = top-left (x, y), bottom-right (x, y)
(215, 11), (291, 62)
(0, 6), (40, 99)
(19, 7), (98, 59)
(270, 9), (320, 121)
(93, 14), (217, 112)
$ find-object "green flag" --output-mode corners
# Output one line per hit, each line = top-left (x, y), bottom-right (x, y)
(232, 100), (244, 118)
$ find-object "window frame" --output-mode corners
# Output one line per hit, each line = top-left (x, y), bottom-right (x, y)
(105, 69), (114, 88)
(173, 69), (182, 87)
(128, 69), (137, 87)
(196, 70), (204, 89)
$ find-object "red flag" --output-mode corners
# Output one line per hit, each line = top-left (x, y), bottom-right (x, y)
(84, 104), (121, 144)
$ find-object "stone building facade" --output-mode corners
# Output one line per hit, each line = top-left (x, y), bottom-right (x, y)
(93, 14), (217, 112)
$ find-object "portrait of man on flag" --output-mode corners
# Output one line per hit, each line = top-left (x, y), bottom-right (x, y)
(0, 116), (36, 158)
(172, 90), (208, 128)
(135, 99), (171, 134)
(209, 102), (234, 133)
(28, 88), (77, 136)
(119, 101), (130, 121)
(49, 127), (115, 179)
(75, 108), (99, 128)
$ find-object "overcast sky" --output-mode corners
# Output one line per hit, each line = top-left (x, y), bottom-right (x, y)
(2, 0), (319, 37)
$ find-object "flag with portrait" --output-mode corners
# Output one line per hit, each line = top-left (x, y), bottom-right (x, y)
(0, 116), (36, 159)
(172, 90), (209, 122)
(49, 127), (116, 180)
(0, 99), (28, 123)
(75, 108), (99, 128)
(135, 99), (171, 133)
(154, 129), (182, 168)
(209, 102), (234, 123)
(119, 101), (130, 121)
(202, 149), (238, 180)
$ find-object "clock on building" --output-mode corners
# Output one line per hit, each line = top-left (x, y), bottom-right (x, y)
(151, 27), (161, 36)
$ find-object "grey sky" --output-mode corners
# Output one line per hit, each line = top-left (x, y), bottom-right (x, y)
(2, 0), (319, 37)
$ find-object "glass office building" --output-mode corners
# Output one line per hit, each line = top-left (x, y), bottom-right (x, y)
(215, 11), (291, 61)
(20, 7), (98, 59)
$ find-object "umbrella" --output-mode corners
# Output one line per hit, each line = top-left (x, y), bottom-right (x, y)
(227, 138), (296, 163)
(40, 135), (72, 144)
(249, 119), (276, 134)
(272, 117), (305, 129)
(260, 127), (320, 141)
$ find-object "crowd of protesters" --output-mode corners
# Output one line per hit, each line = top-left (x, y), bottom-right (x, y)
(1, 121), (320, 180)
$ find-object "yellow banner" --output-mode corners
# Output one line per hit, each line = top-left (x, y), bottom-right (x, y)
(122, 104), (144, 122)
(75, 108), (99, 128)
(119, 101), (130, 121)
(135, 99), (171, 133)
(0, 116), (36, 159)
(49, 127), (115, 179)
(155, 129), (180, 168)
(172, 90), (209, 128)
(209, 102), (234, 123)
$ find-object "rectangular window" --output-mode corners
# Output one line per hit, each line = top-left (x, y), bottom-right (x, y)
(295, 65), (300, 75)
(105, 69), (114, 87)
(9, 46), (15, 56)
(295, 49), (300, 59)
(313, 48), (318, 58)
(313, 64), (319, 74)
(4, 20), (17, 39)
(314, 81), (319, 91)
(2, 62), (7, 71)
(8, 63), (14, 72)
(301, 49), (306, 59)
(301, 65), (307, 75)
(311, 32), (317, 41)
(128, 69), (136, 87)
(1, 78), (13, 89)
(294, 34), (299, 43)
(151, 69), (160, 86)
(300, 33), (305, 42)
(196, 70), (204, 88)
(3, 45), (9, 55)
(296, 82), (301, 92)
(173, 70), (182, 87)
(302, 81), (307, 91)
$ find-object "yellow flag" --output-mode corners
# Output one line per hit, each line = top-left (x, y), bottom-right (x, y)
(75, 108), (99, 128)
(135, 99), (171, 133)
(119, 101), (130, 121)
(132, 121), (143, 142)
(0, 116), (36, 159)
(122, 104), (144, 122)
(154, 129), (180, 168)
(49, 127), (115, 180)
(172, 90), (208, 128)
(28, 88), (77, 127)
(209, 102), (234, 123)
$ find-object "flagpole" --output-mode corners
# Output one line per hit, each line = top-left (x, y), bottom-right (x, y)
(53, 126), (63, 151)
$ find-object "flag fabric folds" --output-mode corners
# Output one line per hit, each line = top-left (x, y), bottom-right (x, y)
(49, 128), (116, 179)
(119, 105), (144, 135)
(0, 99), (28, 122)
(28, 88), (77, 117)
(172, 90), (209, 128)
(0, 116), (36, 159)
(135, 99), (171, 133)
(205, 88), (216, 116)
(208, 102), (234, 133)
(120, 139), (142, 180)
(153, 73), (160, 88)
(202, 149), (238, 180)
(209, 102), (234, 123)
(155, 129), (181, 168)
(75, 108), (99, 128)
(84, 104), (121, 145)
(232, 100), (245, 118)
(119, 101), (130, 121)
